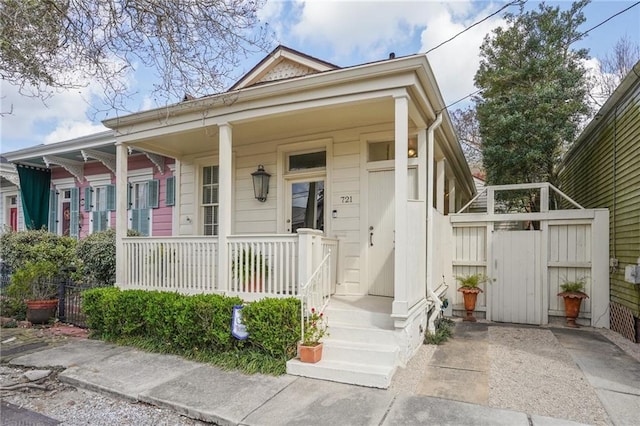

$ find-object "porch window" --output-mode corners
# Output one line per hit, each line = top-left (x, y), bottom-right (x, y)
(202, 165), (219, 235)
(368, 137), (418, 162)
(288, 151), (326, 171)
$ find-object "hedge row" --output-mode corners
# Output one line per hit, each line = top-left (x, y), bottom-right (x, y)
(83, 288), (300, 374)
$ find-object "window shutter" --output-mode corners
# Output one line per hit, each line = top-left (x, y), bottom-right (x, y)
(147, 179), (159, 208)
(131, 208), (150, 236)
(165, 176), (175, 206)
(127, 183), (132, 210)
(106, 184), (116, 211)
(70, 188), (80, 238)
(84, 187), (93, 212)
(48, 190), (58, 233)
(91, 211), (108, 232)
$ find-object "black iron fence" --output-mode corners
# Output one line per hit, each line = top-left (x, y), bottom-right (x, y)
(58, 277), (110, 328)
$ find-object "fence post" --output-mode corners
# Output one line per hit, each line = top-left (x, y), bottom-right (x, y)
(57, 276), (67, 322)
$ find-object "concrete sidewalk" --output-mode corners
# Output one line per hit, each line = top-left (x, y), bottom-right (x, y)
(5, 333), (604, 426)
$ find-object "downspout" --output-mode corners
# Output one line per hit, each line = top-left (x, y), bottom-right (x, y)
(426, 112), (443, 332)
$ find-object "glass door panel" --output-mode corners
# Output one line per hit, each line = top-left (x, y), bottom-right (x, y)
(290, 180), (324, 233)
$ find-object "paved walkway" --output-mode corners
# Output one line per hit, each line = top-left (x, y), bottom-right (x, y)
(2, 323), (639, 425)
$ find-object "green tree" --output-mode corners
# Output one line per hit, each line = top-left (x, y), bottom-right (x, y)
(0, 0), (271, 110)
(474, 0), (591, 188)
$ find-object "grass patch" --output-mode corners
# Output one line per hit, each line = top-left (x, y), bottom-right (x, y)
(424, 317), (455, 345)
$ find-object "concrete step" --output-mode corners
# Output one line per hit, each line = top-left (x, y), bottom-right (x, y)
(286, 358), (396, 389)
(322, 339), (399, 366)
(326, 324), (398, 346)
(324, 307), (394, 329)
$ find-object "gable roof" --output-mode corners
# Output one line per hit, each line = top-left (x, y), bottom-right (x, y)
(230, 45), (339, 90)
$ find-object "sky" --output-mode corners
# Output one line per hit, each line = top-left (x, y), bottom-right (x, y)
(1, 0), (639, 154)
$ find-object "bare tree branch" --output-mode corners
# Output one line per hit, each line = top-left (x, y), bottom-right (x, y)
(0, 0), (272, 113)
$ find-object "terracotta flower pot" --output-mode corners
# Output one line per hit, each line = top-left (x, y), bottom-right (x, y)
(558, 291), (588, 328)
(458, 287), (483, 322)
(26, 299), (58, 324)
(299, 343), (323, 363)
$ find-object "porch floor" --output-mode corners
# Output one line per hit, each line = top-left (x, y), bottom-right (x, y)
(329, 295), (392, 315)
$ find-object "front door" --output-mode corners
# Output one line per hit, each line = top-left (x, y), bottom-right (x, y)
(286, 179), (325, 233)
(492, 230), (542, 324)
(368, 170), (394, 296)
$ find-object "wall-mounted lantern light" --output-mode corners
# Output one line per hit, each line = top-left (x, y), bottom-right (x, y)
(251, 165), (271, 202)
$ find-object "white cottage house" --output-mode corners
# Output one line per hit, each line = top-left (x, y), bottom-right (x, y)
(104, 46), (476, 388)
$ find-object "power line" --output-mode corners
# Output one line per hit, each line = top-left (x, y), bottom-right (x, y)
(438, 1), (640, 111)
(572, 1), (640, 43)
(424, 0), (525, 56)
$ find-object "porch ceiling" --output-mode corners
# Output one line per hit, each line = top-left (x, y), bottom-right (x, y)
(127, 97), (411, 158)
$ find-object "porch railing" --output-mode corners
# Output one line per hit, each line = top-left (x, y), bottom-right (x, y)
(299, 251), (332, 343)
(227, 235), (299, 297)
(122, 237), (218, 294)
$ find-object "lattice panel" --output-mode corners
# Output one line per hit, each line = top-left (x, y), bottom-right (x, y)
(610, 302), (637, 343)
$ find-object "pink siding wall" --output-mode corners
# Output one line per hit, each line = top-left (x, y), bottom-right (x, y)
(50, 155), (175, 238)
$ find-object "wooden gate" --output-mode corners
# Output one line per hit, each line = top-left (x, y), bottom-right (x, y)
(449, 183), (609, 328)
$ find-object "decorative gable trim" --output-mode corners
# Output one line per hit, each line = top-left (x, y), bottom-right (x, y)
(43, 155), (84, 183)
(230, 45), (339, 91)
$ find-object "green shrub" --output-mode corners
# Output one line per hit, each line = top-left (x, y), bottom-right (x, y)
(76, 229), (141, 285)
(7, 260), (59, 300)
(82, 289), (298, 375)
(0, 229), (79, 276)
(243, 297), (301, 359)
(424, 317), (455, 345)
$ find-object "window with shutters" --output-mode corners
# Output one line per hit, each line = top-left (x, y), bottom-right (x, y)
(165, 176), (176, 206)
(202, 165), (219, 236)
(87, 185), (114, 233)
(128, 179), (159, 236)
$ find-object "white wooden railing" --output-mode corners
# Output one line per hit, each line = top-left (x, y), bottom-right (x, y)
(121, 237), (217, 294)
(320, 237), (339, 294)
(299, 252), (332, 343)
(227, 235), (299, 297)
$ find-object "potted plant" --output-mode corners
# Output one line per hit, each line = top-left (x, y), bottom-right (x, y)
(456, 273), (490, 322)
(232, 248), (268, 292)
(557, 277), (589, 328)
(7, 260), (59, 324)
(299, 307), (328, 363)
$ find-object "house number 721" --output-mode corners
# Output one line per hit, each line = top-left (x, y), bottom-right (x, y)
(340, 196), (353, 203)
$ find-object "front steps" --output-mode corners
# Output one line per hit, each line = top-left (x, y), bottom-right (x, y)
(286, 297), (400, 389)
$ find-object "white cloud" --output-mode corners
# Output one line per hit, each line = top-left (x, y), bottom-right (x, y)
(43, 121), (108, 144)
(420, 3), (505, 106)
(261, 0), (504, 106)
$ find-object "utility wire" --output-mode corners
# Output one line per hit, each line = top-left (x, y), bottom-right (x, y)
(437, 1), (640, 111)
(571, 1), (640, 43)
(424, 0), (525, 56)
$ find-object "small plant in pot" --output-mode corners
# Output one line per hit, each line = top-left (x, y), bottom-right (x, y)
(299, 307), (328, 363)
(557, 277), (589, 328)
(456, 273), (490, 322)
(7, 260), (59, 324)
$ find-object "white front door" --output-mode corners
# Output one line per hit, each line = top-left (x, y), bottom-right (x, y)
(491, 230), (542, 324)
(368, 170), (394, 296)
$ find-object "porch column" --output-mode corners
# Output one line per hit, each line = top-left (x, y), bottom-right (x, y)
(436, 159), (446, 214)
(393, 95), (409, 316)
(426, 113), (442, 297)
(449, 178), (456, 214)
(218, 123), (233, 292)
(417, 129), (427, 201)
(115, 142), (128, 286)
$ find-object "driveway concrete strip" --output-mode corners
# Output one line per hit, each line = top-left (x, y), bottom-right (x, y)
(140, 364), (297, 425)
(9, 339), (129, 368)
(59, 348), (201, 402)
(553, 328), (640, 426)
(382, 395), (529, 425)
(416, 322), (489, 404)
(242, 377), (393, 426)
